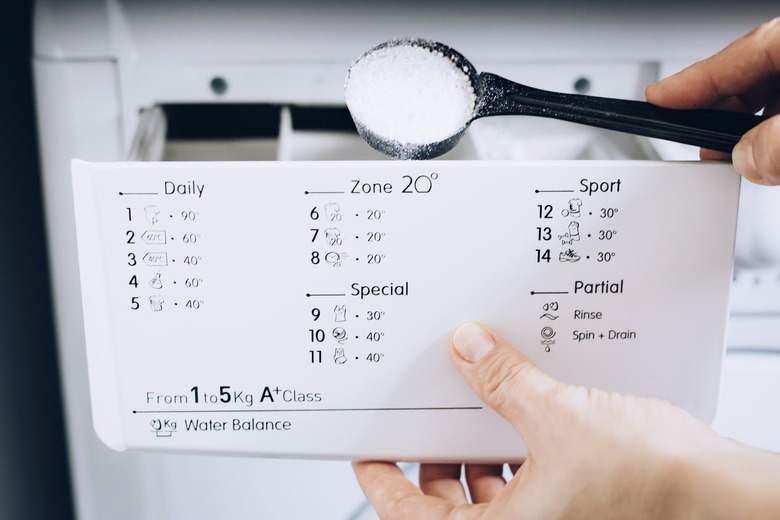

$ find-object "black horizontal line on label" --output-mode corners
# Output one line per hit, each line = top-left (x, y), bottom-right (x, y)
(535, 189), (575, 193)
(119, 192), (159, 196)
(305, 191), (346, 195)
(133, 406), (483, 414)
(306, 293), (346, 297)
(530, 291), (570, 295)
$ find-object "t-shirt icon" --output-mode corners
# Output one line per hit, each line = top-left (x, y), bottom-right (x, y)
(149, 295), (164, 312)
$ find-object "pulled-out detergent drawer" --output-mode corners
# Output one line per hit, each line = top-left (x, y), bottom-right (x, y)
(70, 110), (740, 459)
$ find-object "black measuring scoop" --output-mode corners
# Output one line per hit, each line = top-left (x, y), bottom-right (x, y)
(346, 38), (765, 160)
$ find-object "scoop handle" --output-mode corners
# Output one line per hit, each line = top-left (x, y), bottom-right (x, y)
(475, 73), (766, 153)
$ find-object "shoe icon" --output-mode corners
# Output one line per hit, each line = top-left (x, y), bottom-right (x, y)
(559, 249), (581, 262)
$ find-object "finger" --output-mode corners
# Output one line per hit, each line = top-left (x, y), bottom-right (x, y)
(703, 77), (779, 114)
(765, 86), (780, 117)
(700, 149), (731, 161)
(354, 462), (488, 520)
(419, 464), (468, 504)
(353, 461), (445, 519)
(646, 17), (780, 109)
(353, 461), (421, 508)
(464, 464), (506, 503)
(450, 322), (564, 444)
(732, 115), (780, 185)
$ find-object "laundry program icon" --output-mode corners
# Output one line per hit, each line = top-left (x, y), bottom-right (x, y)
(325, 228), (343, 246)
(334, 305), (347, 322)
(561, 198), (582, 218)
(540, 301), (560, 320)
(332, 327), (348, 343)
(149, 295), (164, 312)
(143, 252), (168, 266)
(144, 205), (160, 226)
(149, 272), (163, 289)
(142, 230), (167, 245)
(325, 251), (347, 267)
(540, 326), (556, 352)
(324, 203), (342, 222)
(559, 249), (581, 262)
(334, 348), (347, 364)
(559, 221), (581, 245)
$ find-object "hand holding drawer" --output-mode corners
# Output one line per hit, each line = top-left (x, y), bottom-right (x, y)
(647, 17), (780, 186)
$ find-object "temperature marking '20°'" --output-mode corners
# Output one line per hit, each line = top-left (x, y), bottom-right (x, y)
(401, 173), (438, 193)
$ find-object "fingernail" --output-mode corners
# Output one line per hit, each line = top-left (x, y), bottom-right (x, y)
(733, 139), (760, 181)
(453, 322), (496, 362)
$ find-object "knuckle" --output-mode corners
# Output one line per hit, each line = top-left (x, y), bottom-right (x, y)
(477, 350), (547, 415)
(389, 495), (417, 520)
(757, 16), (780, 36)
(749, 17), (780, 42)
(753, 18), (780, 70)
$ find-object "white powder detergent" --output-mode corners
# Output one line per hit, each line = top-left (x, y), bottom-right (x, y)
(345, 42), (476, 148)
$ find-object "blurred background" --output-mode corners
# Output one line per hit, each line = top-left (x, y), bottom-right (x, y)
(0, 0), (74, 518)
(2, 1), (780, 519)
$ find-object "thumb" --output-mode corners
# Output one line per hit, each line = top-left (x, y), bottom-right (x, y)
(732, 115), (780, 185)
(450, 322), (564, 442)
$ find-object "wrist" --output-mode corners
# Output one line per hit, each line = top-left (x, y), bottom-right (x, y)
(673, 435), (780, 519)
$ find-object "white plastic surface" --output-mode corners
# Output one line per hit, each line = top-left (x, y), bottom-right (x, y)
(734, 180), (780, 269)
(72, 159), (739, 459)
(714, 351), (780, 453)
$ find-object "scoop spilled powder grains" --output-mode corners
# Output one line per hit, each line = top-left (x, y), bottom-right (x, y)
(345, 42), (477, 147)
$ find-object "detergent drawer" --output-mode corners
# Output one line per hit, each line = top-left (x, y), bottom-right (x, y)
(71, 155), (739, 460)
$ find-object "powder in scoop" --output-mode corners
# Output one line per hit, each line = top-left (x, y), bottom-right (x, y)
(345, 41), (476, 149)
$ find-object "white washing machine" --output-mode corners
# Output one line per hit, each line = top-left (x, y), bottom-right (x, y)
(33, 1), (780, 518)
